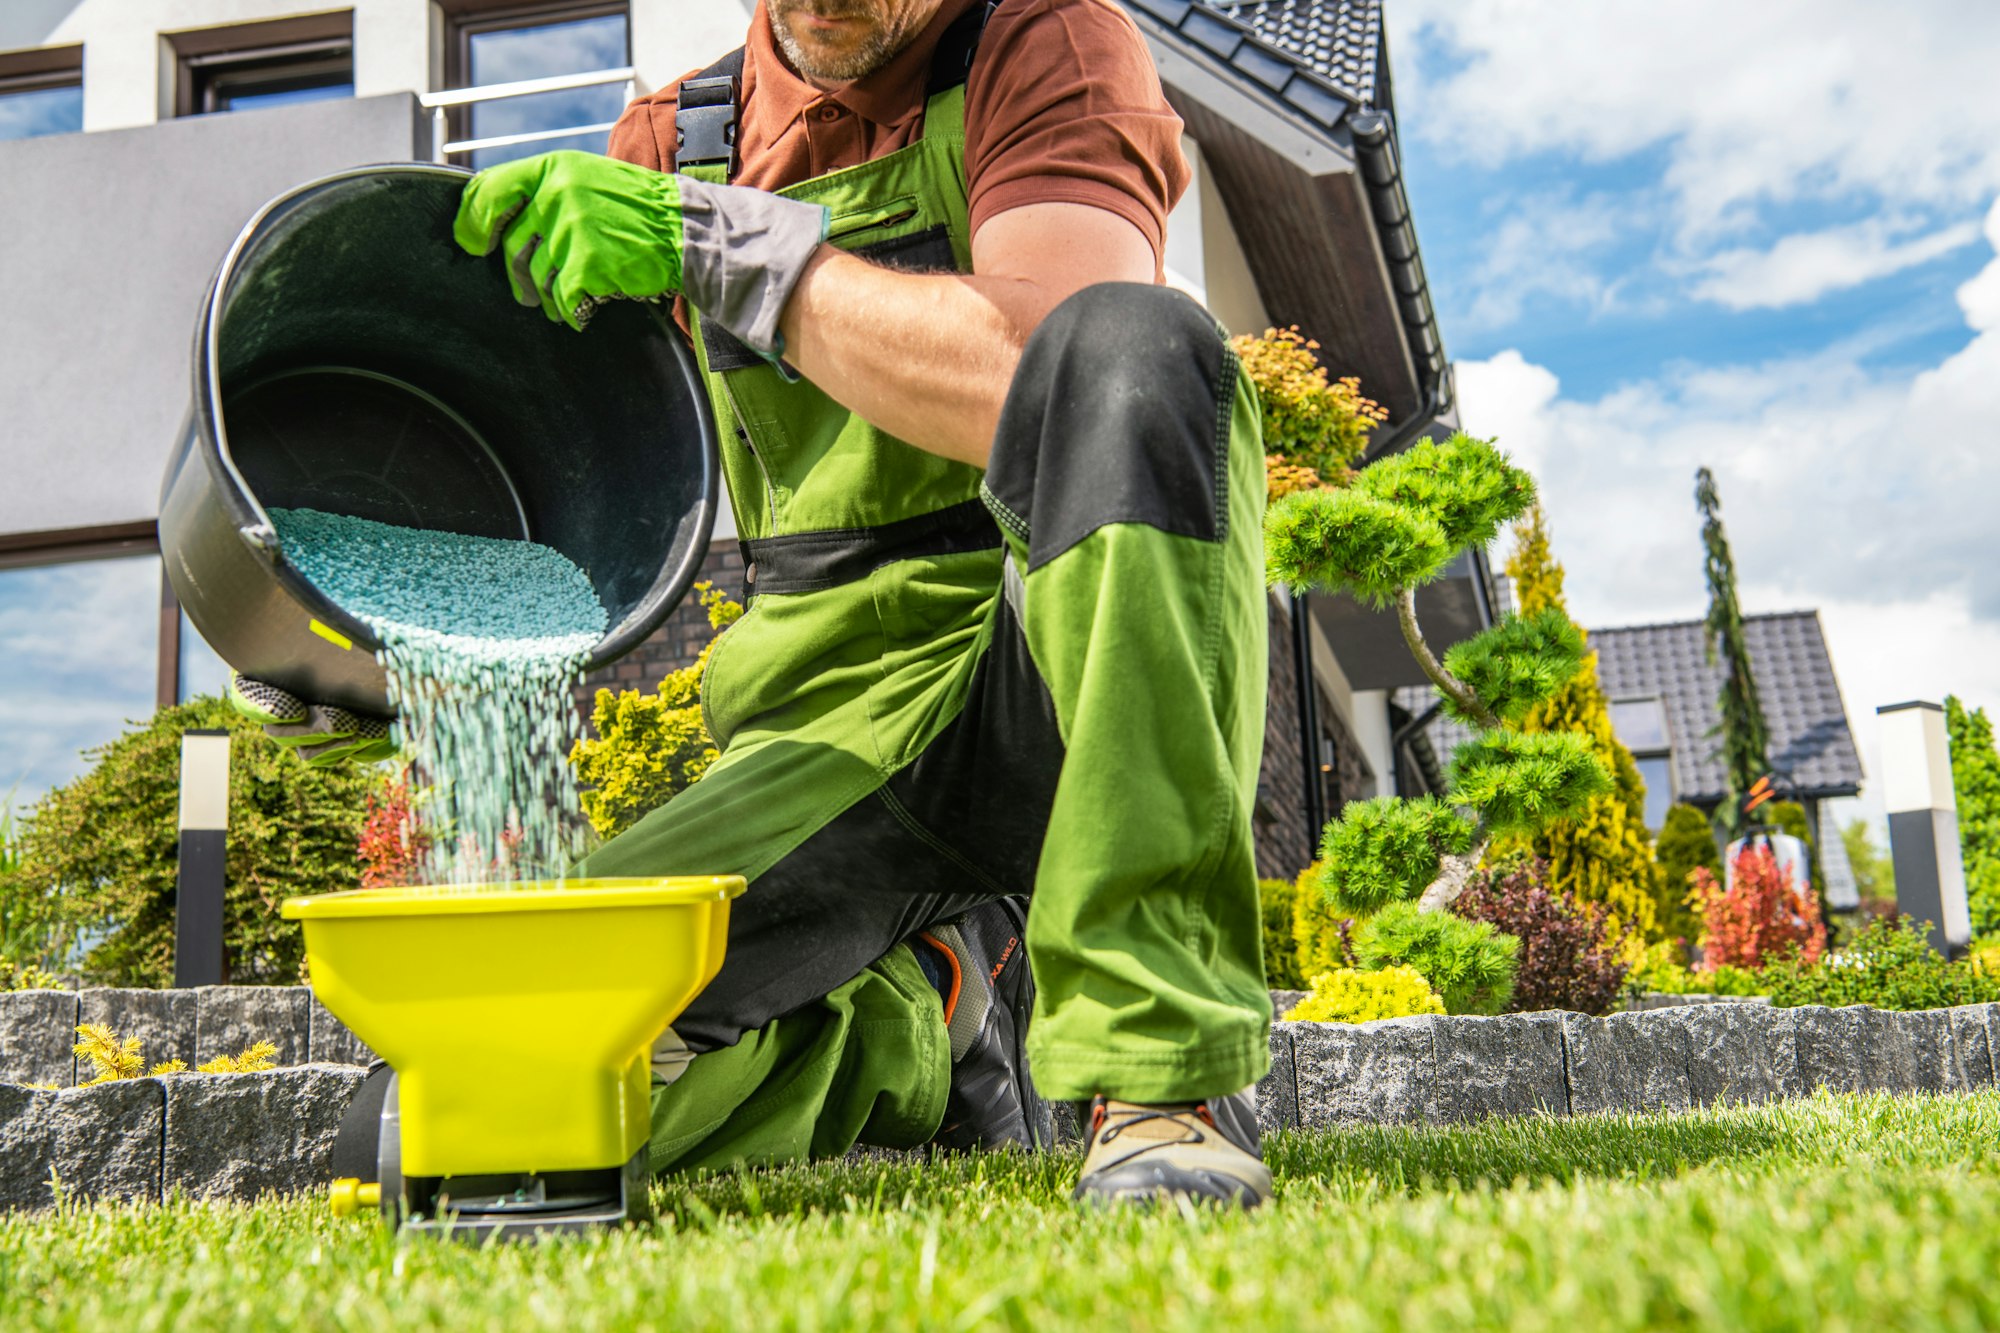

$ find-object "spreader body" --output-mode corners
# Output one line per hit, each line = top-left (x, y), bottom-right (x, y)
(283, 877), (743, 1235)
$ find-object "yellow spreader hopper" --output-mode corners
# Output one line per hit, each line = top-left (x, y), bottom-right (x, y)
(283, 876), (744, 1240)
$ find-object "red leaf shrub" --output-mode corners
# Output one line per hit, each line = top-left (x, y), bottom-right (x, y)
(358, 771), (430, 889)
(1687, 842), (1826, 972)
(1452, 858), (1633, 1015)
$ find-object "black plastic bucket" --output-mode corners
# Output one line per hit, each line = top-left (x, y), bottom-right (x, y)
(159, 163), (718, 715)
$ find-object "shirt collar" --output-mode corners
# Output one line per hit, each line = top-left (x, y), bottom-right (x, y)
(748, 0), (980, 131)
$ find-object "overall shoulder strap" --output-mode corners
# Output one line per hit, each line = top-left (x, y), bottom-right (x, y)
(926, 0), (1000, 97)
(674, 46), (746, 178)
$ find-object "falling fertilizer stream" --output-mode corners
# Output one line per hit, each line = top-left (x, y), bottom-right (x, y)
(272, 508), (608, 885)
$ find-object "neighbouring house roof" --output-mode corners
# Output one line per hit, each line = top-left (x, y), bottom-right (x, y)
(1591, 610), (1864, 806)
(1119, 0), (1448, 434)
(1398, 609), (1865, 810)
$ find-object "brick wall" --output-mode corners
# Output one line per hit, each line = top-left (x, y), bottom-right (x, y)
(1257, 594), (1314, 881)
(574, 544), (746, 719)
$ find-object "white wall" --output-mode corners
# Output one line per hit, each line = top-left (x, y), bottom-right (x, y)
(0, 0), (755, 133)
(1164, 136), (1270, 337)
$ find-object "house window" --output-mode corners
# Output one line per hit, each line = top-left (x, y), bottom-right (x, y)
(0, 556), (164, 806)
(1609, 696), (1674, 829)
(445, 3), (630, 168)
(0, 46), (83, 142)
(179, 611), (233, 705)
(169, 14), (355, 118)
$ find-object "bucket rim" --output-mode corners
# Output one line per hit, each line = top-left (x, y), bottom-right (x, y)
(188, 160), (718, 675)
(281, 875), (747, 920)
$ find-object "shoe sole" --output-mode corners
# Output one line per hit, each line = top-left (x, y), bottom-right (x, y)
(991, 897), (1054, 1151)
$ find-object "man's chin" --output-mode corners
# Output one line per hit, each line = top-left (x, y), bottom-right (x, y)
(772, 11), (901, 83)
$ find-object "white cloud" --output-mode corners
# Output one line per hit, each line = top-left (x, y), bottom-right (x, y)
(1457, 192), (1630, 329)
(1454, 198), (2000, 816)
(1690, 216), (1982, 310)
(1388, 0), (2000, 243)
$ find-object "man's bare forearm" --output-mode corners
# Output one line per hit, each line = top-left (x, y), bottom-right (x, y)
(773, 202), (1162, 469)
(776, 247), (1041, 467)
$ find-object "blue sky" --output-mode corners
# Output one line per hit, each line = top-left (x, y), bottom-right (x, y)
(1379, 0), (2000, 832)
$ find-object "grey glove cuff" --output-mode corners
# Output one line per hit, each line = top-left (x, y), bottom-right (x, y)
(676, 176), (830, 360)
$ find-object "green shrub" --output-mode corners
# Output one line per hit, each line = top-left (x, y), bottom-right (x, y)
(0, 698), (375, 988)
(1766, 916), (2000, 1011)
(1626, 940), (1766, 997)
(1654, 803), (1720, 948)
(1283, 966), (1445, 1023)
(1353, 901), (1518, 1015)
(570, 583), (741, 840)
(1258, 877), (1307, 990)
(1946, 696), (2000, 936)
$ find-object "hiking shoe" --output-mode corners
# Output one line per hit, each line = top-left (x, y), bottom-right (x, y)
(1072, 1091), (1271, 1209)
(915, 897), (1053, 1152)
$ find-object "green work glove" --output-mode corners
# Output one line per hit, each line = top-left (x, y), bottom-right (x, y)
(228, 675), (399, 768)
(453, 150), (830, 357)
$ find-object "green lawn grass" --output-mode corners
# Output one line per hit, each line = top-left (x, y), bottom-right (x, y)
(6, 1090), (1999, 1330)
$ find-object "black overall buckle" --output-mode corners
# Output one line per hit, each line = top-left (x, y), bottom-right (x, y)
(676, 73), (739, 177)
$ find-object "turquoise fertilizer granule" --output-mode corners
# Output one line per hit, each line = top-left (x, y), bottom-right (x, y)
(272, 507), (608, 884)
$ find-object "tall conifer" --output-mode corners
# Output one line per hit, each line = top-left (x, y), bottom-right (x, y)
(1945, 695), (2000, 937)
(1499, 506), (1661, 939)
(1695, 468), (1769, 839)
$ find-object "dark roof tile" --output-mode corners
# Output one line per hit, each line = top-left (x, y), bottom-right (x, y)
(1403, 610), (1864, 808)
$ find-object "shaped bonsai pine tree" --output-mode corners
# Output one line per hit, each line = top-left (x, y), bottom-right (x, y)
(1264, 434), (1610, 1012)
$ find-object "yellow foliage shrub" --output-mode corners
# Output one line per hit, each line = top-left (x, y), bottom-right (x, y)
(570, 582), (744, 840)
(1291, 862), (1349, 982)
(1233, 327), (1384, 504)
(1283, 966), (1446, 1023)
(69, 1022), (274, 1083)
(198, 1040), (277, 1074)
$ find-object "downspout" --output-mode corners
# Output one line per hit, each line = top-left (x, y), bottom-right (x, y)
(1388, 697), (1444, 799)
(1291, 591), (1325, 864)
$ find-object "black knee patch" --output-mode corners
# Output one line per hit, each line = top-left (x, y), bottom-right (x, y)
(983, 283), (1235, 572)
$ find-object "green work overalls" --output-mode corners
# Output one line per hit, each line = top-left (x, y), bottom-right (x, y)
(579, 27), (1273, 1173)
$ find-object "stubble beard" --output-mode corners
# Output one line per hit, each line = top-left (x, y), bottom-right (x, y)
(768, 0), (929, 83)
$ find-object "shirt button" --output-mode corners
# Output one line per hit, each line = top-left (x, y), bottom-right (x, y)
(814, 105), (842, 122)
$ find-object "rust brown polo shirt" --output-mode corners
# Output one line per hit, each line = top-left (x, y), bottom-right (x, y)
(608, 0), (1190, 263)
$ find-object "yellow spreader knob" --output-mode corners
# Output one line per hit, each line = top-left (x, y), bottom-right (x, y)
(329, 1178), (382, 1218)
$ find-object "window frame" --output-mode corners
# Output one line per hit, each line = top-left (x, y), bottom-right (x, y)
(440, 0), (629, 152)
(0, 521), (184, 711)
(1609, 694), (1677, 827)
(0, 44), (84, 139)
(166, 12), (356, 119)
(444, 0), (630, 90)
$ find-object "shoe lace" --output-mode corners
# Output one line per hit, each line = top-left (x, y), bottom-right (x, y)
(1090, 1099), (1215, 1147)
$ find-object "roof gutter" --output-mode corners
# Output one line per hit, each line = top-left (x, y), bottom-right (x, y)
(1348, 108), (1451, 461)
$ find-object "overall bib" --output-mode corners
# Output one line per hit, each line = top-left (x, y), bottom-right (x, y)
(579, 21), (1274, 1173)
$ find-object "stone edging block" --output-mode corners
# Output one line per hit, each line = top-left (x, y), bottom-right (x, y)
(80, 989), (197, 1076)
(0, 990), (79, 1087)
(194, 987), (310, 1067)
(1, 1066), (369, 1212)
(165, 1065), (367, 1202)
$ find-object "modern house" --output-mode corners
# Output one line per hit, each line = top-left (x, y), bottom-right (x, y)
(1396, 609), (1867, 905)
(0, 0), (1489, 882)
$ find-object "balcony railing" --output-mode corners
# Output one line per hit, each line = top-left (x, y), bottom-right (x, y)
(417, 66), (636, 163)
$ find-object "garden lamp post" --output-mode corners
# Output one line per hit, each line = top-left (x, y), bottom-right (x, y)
(1878, 700), (1972, 957)
(173, 728), (230, 987)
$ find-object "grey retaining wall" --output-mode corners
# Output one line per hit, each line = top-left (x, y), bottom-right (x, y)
(0, 987), (374, 1087)
(1, 1065), (366, 1210)
(6, 995), (2000, 1209)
